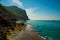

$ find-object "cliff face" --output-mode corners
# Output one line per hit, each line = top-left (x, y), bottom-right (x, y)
(4, 6), (29, 20)
(0, 4), (29, 28)
(0, 4), (29, 21)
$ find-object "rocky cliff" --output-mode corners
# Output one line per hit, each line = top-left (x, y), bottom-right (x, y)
(0, 4), (29, 40)
(0, 4), (29, 21)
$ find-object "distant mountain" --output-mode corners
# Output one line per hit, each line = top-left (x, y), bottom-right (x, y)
(0, 4), (29, 21)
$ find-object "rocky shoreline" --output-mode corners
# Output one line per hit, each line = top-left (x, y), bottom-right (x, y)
(9, 23), (46, 40)
(0, 20), (46, 40)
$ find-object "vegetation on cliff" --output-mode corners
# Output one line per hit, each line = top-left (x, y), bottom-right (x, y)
(0, 4), (29, 20)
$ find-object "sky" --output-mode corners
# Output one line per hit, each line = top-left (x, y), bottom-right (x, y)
(0, 0), (60, 20)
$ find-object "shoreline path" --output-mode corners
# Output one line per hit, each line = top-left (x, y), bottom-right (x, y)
(9, 24), (46, 40)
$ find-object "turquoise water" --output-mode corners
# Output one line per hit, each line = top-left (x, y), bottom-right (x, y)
(26, 20), (60, 40)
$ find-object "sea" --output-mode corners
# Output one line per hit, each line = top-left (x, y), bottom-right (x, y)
(26, 20), (60, 40)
